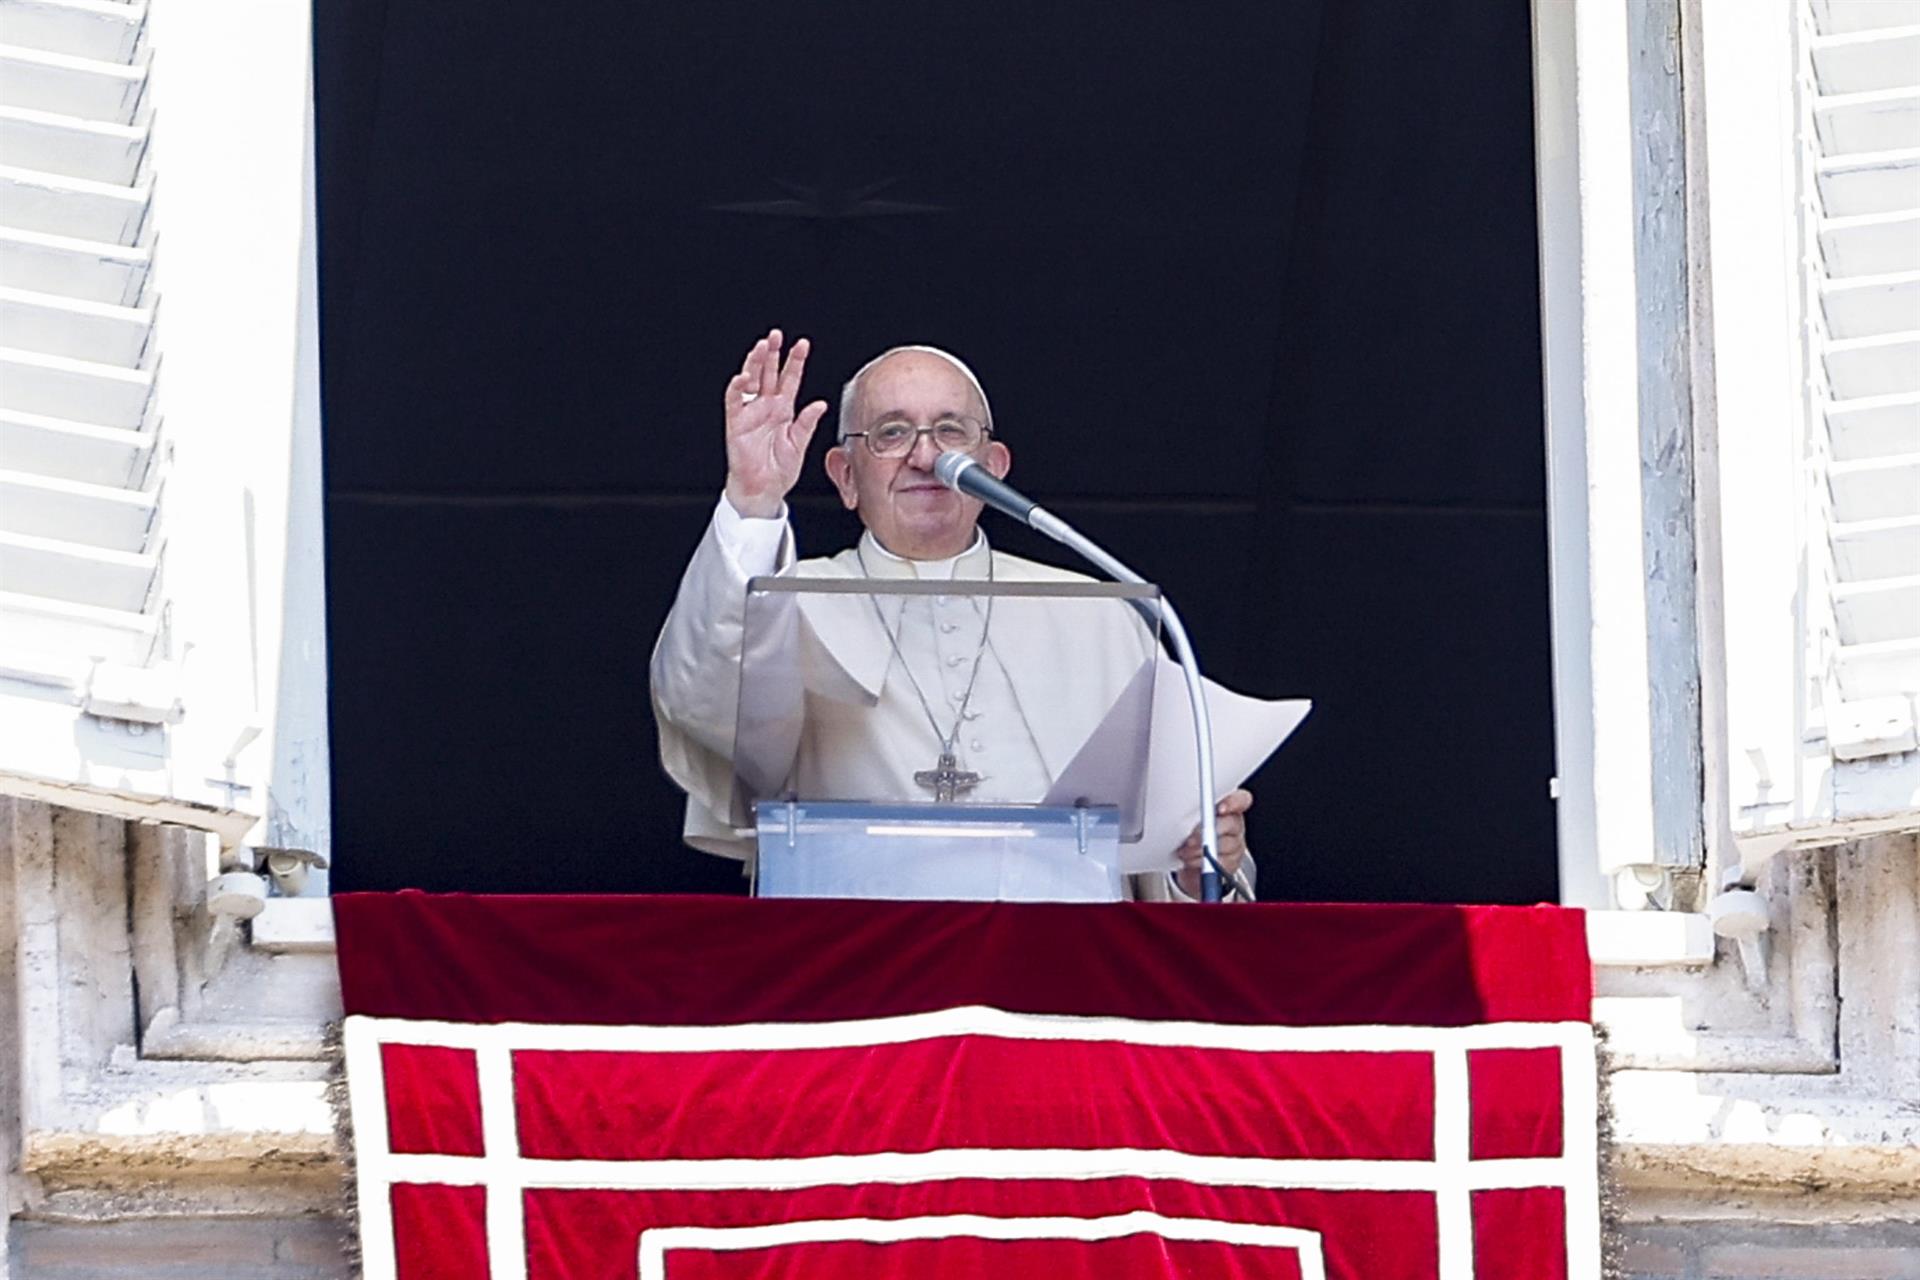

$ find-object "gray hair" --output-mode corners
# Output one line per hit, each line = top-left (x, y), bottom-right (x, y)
(837, 345), (995, 442)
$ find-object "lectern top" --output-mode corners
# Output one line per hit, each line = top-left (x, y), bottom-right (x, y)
(747, 575), (1160, 599)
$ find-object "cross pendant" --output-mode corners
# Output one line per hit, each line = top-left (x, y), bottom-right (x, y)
(913, 750), (981, 803)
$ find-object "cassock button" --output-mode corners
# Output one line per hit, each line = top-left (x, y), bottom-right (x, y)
(940, 622), (958, 634)
(947, 655), (964, 667)
(970, 740), (985, 752)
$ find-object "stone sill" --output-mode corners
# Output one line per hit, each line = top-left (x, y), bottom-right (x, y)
(1610, 1070), (1920, 1194)
(250, 896), (334, 953)
(20, 1073), (340, 1209)
(1617, 1140), (1920, 1197)
(1587, 910), (1715, 968)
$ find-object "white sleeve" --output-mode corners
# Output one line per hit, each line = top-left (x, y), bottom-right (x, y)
(711, 493), (790, 581)
(650, 495), (795, 766)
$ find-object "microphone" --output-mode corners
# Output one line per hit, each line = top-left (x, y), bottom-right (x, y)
(933, 451), (1040, 525)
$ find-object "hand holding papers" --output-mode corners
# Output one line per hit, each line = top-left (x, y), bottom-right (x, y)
(1043, 655), (1311, 873)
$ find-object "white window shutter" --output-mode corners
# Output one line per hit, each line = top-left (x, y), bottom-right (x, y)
(0, 0), (172, 793)
(1811, 1), (1920, 721)
(1713, 0), (1920, 873)
(0, 0), (326, 857)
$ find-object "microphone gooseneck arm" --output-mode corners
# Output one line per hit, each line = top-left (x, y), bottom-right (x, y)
(934, 452), (1239, 902)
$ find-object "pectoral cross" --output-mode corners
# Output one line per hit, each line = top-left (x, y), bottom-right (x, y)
(914, 750), (981, 802)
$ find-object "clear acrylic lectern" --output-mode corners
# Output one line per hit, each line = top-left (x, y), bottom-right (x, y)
(734, 575), (1161, 901)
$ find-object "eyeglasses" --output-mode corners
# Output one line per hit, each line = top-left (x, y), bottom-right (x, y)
(843, 416), (990, 459)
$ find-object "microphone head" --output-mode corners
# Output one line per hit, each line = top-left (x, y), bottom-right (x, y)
(933, 449), (977, 490)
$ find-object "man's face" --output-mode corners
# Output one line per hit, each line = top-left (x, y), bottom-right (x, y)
(825, 351), (1012, 560)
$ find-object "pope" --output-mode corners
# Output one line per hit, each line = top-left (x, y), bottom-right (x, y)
(651, 328), (1254, 900)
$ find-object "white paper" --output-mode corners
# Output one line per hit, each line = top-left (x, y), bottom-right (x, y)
(1042, 655), (1311, 872)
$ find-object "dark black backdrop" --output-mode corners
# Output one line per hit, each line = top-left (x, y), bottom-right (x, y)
(315, 1), (1556, 902)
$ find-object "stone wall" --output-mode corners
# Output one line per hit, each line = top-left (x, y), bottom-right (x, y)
(9, 1219), (349, 1279)
(1623, 1218), (1920, 1280)
(0, 798), (340, 1275)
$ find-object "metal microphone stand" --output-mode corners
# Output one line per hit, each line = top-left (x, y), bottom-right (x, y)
(1026, 508), (1237, 903)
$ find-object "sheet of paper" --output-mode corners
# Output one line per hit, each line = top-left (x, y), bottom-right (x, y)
(1042, 655), (1311, 873)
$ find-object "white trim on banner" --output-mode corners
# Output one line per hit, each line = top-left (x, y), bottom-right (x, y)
(637, 1212), (1329, 1280)
(343, 1008), (1601, 1280)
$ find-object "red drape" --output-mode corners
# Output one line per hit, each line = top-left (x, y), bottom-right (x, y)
(336, 894), (1595, 1280)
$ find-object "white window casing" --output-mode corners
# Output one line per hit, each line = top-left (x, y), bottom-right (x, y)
(1534, 0), (1713, 910)
(1705, 0), (1920, 881)
(0, 0), (329, 870)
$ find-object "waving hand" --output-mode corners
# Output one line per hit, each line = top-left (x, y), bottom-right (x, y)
(723, 328), (829, 519)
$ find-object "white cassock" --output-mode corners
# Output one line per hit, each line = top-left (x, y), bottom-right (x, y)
(650, 497), (1254, 902)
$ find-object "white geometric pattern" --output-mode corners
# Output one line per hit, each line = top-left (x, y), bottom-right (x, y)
(344, 1007), (1602, 1280)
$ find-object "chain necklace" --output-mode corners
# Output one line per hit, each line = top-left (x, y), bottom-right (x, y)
(854, 540), (996, 801)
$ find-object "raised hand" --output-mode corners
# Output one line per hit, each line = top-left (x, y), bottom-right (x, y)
(723, 328), (829, 519)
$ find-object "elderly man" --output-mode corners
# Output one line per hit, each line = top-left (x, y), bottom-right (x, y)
(651, 328), (1253, 900)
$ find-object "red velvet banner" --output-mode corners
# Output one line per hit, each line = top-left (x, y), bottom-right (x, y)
(336, 894), (1597, 1280)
